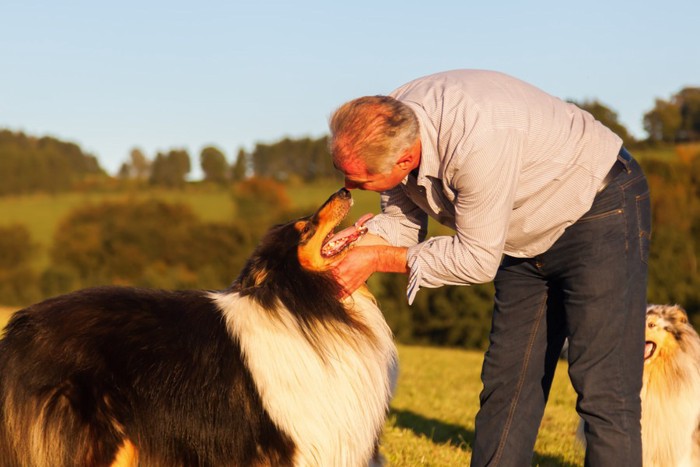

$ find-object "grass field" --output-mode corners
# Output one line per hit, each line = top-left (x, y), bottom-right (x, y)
(384, 346), (583, 466)
(0, 306), (583, 466)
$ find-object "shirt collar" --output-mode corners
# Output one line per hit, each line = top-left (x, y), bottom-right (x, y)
(400, 101), (441, 187)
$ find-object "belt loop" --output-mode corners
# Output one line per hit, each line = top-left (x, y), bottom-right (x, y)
(618, 147), (632, 174)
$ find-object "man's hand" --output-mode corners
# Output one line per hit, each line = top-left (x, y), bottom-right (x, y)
(332, 233), (410, 297)
(333, 246), (380, 296)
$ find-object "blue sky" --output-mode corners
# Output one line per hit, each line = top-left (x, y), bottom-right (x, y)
(2, 0), (698, 176)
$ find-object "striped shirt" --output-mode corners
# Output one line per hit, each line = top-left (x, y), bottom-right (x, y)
(364, 70), (623, 304)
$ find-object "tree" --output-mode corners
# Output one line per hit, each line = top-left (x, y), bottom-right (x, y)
(130, 148), (151, 180)
(644, 98), (682, 143)
(231, 177), (291, 226)
(118, 148), (151, 181)
(231, 148), (247, 181)
(571, 99), (635, 146)
(643, 87), (700, 143)
(0, 129), (103, 195)
(48, 199), (252, 290)
(200, 146), (228, 185)
(0, 225), (40, 305)
(149, 149), (191, 187)
(677, 87), (700, 141)
(250, 136), (338, 181)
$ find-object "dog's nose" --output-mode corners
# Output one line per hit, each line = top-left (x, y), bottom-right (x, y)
(338, 187), (351, 199)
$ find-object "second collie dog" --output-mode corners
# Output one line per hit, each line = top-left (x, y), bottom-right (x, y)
(0, 188), (398, 467)
(641, 304), (700, 467)
(577, 304), (700, 466)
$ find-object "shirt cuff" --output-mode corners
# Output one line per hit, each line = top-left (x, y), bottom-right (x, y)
(406, 254), (422, 305)
(365, 218), (394, 245)
(405, 241), (435, 305)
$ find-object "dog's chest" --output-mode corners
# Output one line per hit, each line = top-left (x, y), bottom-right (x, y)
(214, 292), (397, 466)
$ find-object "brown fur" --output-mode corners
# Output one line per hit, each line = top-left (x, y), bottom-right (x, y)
(641, 304), (700, 466)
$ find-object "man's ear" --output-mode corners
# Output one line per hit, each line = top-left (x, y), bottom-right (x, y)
(396, 139), (421, 170)
(396, 155), (413, 170)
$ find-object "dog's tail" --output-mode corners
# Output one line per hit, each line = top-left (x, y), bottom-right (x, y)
(0, 360), (137, 467)
(0, 333), (20, 466)
(0, 311), (136, 467)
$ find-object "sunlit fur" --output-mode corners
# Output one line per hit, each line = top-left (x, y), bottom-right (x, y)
(0, 188), (397, 467)
(641, 304), (700, 467)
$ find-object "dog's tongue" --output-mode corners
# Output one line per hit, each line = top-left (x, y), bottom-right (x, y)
(644, 342), (654, 360)
(328, 213), (374, 244)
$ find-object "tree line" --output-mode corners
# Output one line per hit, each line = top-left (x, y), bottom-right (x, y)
(116, 136), (339, 189)
(1, 153), (699, 347)
(0, 130), (102, 195)
(1, 86), (698, 196)
(1, 86), (700, 347)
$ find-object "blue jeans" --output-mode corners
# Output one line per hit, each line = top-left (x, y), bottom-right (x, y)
(471, 154), (651, 466)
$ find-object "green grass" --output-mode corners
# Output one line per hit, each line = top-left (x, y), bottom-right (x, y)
(383, 345), (583, 466)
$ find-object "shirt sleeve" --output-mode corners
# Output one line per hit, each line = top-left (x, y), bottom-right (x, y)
(405, 130), (524, 304)
(365, 184), (429, 247)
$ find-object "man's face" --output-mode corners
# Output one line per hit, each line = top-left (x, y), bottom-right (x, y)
(335, 139), (421, 192)
(338, 158), (407, 192)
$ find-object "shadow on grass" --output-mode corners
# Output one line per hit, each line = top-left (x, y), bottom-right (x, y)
(390, 408), (579, 467)
(391, 408), (474, 450)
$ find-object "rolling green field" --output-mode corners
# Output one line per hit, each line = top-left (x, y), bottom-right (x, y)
(0, 306), (582, 466)
(0, 180), (458, 274)
(0, 182), (381, 271)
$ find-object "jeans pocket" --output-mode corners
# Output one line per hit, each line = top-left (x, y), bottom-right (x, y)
(636, 192), (651, 264)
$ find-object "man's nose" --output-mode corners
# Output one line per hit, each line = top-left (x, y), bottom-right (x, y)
(344, 179), (359, 190)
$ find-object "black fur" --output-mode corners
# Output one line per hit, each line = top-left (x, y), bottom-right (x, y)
(234, 219), (356, 334)
(0, 287), (295, 466)
(0, 188), (379, 467)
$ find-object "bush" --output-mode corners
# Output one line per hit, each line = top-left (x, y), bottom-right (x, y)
(49, 199), (254, 290)
(0, 225), (41, 305)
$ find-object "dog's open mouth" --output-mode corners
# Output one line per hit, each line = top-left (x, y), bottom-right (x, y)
(644, 341), (657, 360)
(320, 213), (373, 258)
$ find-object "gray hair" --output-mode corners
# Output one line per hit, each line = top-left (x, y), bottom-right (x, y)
(329, 95), (419, 174)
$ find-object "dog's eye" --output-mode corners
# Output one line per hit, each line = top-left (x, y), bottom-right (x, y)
(648, 322), (655, 328)
(294, 220), (312, 235)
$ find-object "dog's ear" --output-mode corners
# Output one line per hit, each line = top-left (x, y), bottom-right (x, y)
(670, 305), (689, 324)
(251, 268), (268, 287)
(236, 258), (268, 290)
(294, 219), (318, 246)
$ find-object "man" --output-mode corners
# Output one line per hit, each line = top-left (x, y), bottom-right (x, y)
(329, 70), (650, 466)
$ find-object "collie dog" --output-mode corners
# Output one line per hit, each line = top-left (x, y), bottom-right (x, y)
(641, 304), (700, 467)
(0, 188), (397, 467)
